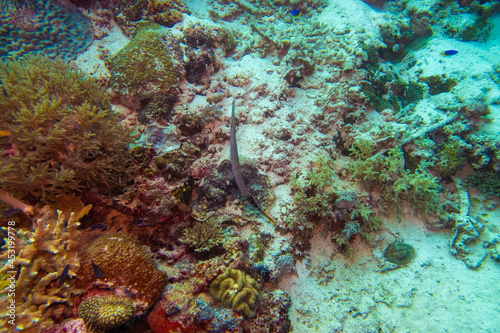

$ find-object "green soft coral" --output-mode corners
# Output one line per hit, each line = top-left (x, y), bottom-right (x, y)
(0, 55), (134, 202)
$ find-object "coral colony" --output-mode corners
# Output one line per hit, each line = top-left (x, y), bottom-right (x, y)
(0, 0), (499, 332)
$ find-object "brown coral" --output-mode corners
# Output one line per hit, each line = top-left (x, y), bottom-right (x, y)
(0, 55), (134, 202)
(80, 233), (167, 312)
(0, 207), (86, 332)
(78, 295), (136, 333)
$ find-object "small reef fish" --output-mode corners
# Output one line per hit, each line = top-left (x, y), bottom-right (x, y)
(442, 50), (458, 56)
(0, 130), (11, 137)
(57, 264), (71, 287)
(230, 101), (276, 225)
(92, 260), (105, 278)
(291, 9), (301, 17)
(1, 208), (19, 217)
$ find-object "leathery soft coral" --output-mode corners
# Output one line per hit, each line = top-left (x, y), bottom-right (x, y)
(0, 55), (134, 202)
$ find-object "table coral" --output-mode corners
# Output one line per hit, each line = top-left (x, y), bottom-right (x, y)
(209, 268), (262, 318)
(0, 0), (93, 60)
(0, 208), (85, 332)
(80, 233), (167, 313)
(0, 55), (134, 202)
(78, 295), (135, 333)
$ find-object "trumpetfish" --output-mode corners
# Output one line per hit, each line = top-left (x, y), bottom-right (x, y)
(230, 101), (276, 225)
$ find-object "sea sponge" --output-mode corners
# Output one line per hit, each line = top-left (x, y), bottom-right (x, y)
(81, 233), (167, 312)
(209, 268), (262, 318)
(78, 295), (136, 333)
(0, 55), (134, 202)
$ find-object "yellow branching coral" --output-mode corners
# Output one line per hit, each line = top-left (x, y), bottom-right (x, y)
(180, 219), (225, 252)
(78, 295), (136, 333)
(209, 268), (262, 318)
(80, 234), (167, 313)
(0, 207), (86, 332)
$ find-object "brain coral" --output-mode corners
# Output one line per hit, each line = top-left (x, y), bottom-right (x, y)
(0, 0), (93, 60)
(209, 268), (262, 318)
(81, 234), (167, 312)
(78, 295), (136, 333)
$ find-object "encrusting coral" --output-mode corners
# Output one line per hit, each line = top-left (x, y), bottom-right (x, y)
(80, 233), (167, 313)
(0, 207), (88, 332)
(0, 55), (134, 202)
(78, 295), (136, 333)
(209, 268), (262, 318)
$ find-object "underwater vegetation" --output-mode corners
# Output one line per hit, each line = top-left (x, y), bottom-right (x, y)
(0, 0), (93, 60)
(0, 55), (134, 203)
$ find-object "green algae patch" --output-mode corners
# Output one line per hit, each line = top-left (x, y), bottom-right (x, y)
(109, 27), (179, 94)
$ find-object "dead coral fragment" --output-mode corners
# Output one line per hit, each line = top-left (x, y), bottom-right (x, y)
(82, 233), (167, 312)
(180, 219), (225, 252)
(79, 295), (136, 333)
(0, 55), (134, 202)
(209, 268), (262, 318)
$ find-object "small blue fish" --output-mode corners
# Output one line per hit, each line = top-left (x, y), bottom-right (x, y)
(291, 9), (301, 17)
(442, 50), (458, 56)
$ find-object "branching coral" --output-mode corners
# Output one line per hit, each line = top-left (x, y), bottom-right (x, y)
(209, 268), (262, 318)
(180, 219), (225, 252)
(78, 295), (136, 333)
(0, 208), (86, 332)
(0, 55), (134, 202)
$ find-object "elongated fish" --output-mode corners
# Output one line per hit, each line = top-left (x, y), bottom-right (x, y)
(230, 101), (276, 225)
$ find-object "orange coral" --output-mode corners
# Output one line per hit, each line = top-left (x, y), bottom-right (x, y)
(80, 234), (167, 312)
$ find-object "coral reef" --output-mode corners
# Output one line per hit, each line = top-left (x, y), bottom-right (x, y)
(209, 268), (262, 318)
(0, 55), (134, 202)
(180, 219), (225, 252)
(78, 295), (136, 333)
(79, 233), (167, 313)
(0, 208), (86, 332)
(108, 26), (179, 95)
(0, 0), (93, 60)
(113, 0), (190, 37)
(191, 159), (274, 222)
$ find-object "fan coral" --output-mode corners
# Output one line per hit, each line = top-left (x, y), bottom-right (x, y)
(180, 219), (225, 252)
(80, 233), (167, 313)
(108, 26), (179, 95)
(0, 0), (93, 60)
(0, 208), (86, 332)
(209, 268), (262, 318)
(78, 295), (136, 333)
(0, 55), (134, 202)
